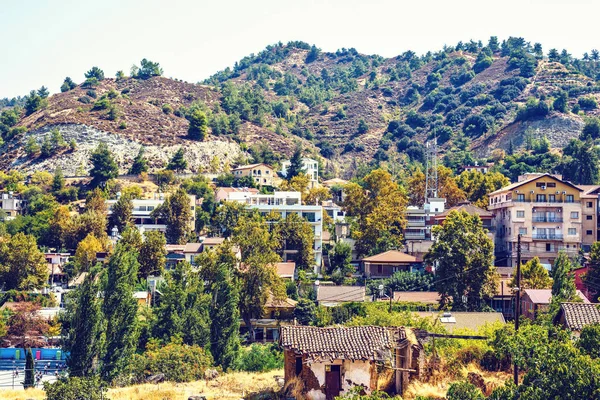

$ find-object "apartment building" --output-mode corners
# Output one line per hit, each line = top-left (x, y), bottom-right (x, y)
(404, 198), (446, 257)
(232, 163), (274, 187)
(244, 191), (323, 272)
(489, 173), (587, 268)
(0, 192), (25, 220)
(106, 193), (196, 233)
(280, 157), (319, 188)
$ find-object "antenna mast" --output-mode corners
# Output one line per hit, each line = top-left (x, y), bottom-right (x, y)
(425, 138), (438, 203)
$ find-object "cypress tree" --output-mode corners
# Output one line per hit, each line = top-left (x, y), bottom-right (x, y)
(286, 146), (305, 179)
(552, 252), (577, 302)
(64, 272), (103, 377)
(24, 348), (35, 388)
(128, 147), (148, 175)
(166, 147), (188, 172)
(101, 243), (139, 383)
(52, 167), (65, 192)
(109, 194), (133, 233)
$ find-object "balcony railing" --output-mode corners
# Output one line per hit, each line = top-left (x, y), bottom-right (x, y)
(532, 233), (564, 240)
(532, 217), (563, 223)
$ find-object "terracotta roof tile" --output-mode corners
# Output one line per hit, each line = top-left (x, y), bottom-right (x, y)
(361, 250), (420, 263)
(280, 326), (404, 362)
(559, 302), (600, 331)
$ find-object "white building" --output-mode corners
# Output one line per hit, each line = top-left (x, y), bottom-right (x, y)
(215, 187), (259, 203)
(243, 191), (323, 273)
(106, 193), (196, 233)
(0, 192), (25, 220)
(281, 157), (319, 188)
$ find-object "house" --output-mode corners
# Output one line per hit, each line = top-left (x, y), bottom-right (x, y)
(106, 193), (196, 234)
(245, 191), (323, 271)
(490, 278), (514, 320)
(521, 289), (590, 320)
(0, 192), (25, 220)
(404, 198), (446, 258)
(44, 252), (70, 287)
(322, 200), (346, 222)
(133, 291), (151, 307)
(239, 294), (297, 343)
(574, 265), (593, 301)
(392, 292), (440, 305)
(315, 284), (366, 307)
(434, 201), (495, 241)
(232, 163), (274, 187)
(276, 262), (296, 280)
(361, 250), (423, 278)
(489, 173), (587, 268)
(264, 294), (297, 320)
(554, 302), (600, 337)
(280, 325), (423, 399)
(281, 157), (319, 188)
(215, 187), (259, 203)
(164, 238), (227, 269)
(463, 164), (490, 174)
(413, 311), (506, 332)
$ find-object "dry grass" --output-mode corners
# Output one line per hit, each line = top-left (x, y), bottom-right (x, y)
(403, 363), (511, 400)
(0, 370), (283, 400)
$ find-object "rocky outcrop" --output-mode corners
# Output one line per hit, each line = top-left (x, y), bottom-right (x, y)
(10, 123), (243, 176)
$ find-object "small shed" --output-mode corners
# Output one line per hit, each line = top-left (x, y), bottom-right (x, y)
(554, 302), (600, 337)
(280, 325), (422, 399)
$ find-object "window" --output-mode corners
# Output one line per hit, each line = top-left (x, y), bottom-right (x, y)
(566, 195), (574, 203)
(571, 211), (579, 219)
(536, 182), (546, 187)
(519, 227), (527, 235)
(536, 194), (546, 202)
(516, 210), (525, 218)
(587, 230), (593, 235)
(295, 357), (303, 376)
(517, 194), (525, 202)
(587, 201), (593, 208)
(549, 194), (556, 203)
(546, 243), (552, 252)
(568, 228), (577, 235)
(587, 215), (593, 220)
(547, 182), (556, 188)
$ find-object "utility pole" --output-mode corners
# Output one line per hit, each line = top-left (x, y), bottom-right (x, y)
(389, 288), (393, 313)
(513, 233), (522, 386)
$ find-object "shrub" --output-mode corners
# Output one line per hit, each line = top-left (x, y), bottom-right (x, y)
(86, 90), (97, 99)
(515, 98), (550, 121)
(357, 119), (369, 134)
(78, 96), (91, 104)
(119, 121), (127, 129)
(578, 96), (598, 110)
(92, 97), (111, 111)
(155, 169), (176, 187)
(405, 110), (428, 128)
(450, 69), (475, 87)
(446, 381), (484, 400)
(44, 376), (106, 400)
(162, 103), (173, 114)
(130, 340), (213, 383)
(238, 343), (283, 372)
(463, 114), (492, 137)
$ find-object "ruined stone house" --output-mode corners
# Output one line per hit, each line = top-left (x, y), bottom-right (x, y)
(280, 325), (423, 400)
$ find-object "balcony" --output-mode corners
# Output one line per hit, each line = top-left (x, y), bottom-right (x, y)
(532, 233), (564, 240)
(532, 217), (563, 223)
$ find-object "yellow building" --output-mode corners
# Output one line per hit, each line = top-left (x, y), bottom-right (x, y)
(231, 163), (274, 187)
(489, 173), (595, 268)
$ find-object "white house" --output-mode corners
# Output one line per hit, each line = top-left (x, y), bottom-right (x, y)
(281, 157), (319, 188)
(0, 192), (25, 220)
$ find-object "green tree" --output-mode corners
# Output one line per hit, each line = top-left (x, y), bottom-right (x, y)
(426, 210), (497, 310)
(294, 298), (316, 325)
(211, 201), (248, 237)
(187, 109), (208, 140)
(37, 86), (49, 99)
(45, 377), (106, 400)
(578, 323), (600, 358)
(447, 381), (484, 400)
(25, 137), (40, 156)
(166, 147), (188, 172)
(0, 232), (48, 290)
(89, 142), (119, 187)
(63, 272), (103, 377)
(60, 77), (77, 92)
(128, 147), (148, 175)
(511, 257), (552, 289)
(357, 118), (369, 134)
(584, 241), (600, 301)
(109, 193), (133, 233)
(84, 66), (105, 81)
(553, 90), (568, 113)
(286, 146), (305, 179)
(273, 212), (315, 271)
(138, 230), (167, 278)
(329, 241), (353, 275)
(24, 348), (35, 388)
(552, 251), (577, 302)
(152, 188), (192, 244)
(134, 58), (164, 79)
(52, 167), (65, 192)
(101, 243), (140, 383)
(152, 261), (210, 347)
(559, 138), (600, 185)
(115, 70), (126, 81)
(25, 90), (46, 115)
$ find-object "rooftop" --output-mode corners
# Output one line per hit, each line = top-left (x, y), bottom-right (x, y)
(232, 163), (271, 171)
(413, 311), (505, 331)
(362, 250), (421, 264)
(435, 201), (493, 219)
(523, 289), (590, 304)
(316, 285), (366, 304)
(556, 302), (600, 331)
(276, 262), (296, 277)
(280, 325), (406, 362)
(393, 291), (440, 303)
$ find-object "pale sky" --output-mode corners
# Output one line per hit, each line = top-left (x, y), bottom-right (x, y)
(1, 0), (598, 98)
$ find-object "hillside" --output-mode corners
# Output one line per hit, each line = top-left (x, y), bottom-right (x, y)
(2, 38), (600, 176)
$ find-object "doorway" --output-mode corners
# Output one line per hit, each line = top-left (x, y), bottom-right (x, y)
(325, 365), (341, 400)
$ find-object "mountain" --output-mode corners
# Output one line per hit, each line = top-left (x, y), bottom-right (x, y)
(2, 38), (600, 177)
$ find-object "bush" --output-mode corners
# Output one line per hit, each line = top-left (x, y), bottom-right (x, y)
(78, 96), (91, 104)
(515, 98), (550, 121)
(238, 343), (283, 372)
(450, 69), (475, 87)
(86, 90), (97, 99)
(446, 381), (484, 400)
(162, 104), (173, 114)
(92, 97), (111, 111)
(44, 376), (106, 400)
(155, 169), (176, 187)
(130, 340), (213, 383)
(578, 96), (598, 110)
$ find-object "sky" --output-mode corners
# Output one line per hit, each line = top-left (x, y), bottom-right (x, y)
(1, 0), (599, 98)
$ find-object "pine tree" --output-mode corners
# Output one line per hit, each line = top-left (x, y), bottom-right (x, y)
(286, 146), (305, 179)
(109, 194), (133, 232)
(24, 348), (35, 388)
(128, 147), (148, 175)
(552, 252), (577, 302)
(166, 147), (188, 172)
(52, 167), (65, 192)
(152, 188), (192, 244)
(64, 272), (103, 377)
(90, 142), (118, 187)
(138, 230), (167, 278)
(187, 109), (208, 140)
(101, 243), (139, 383)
